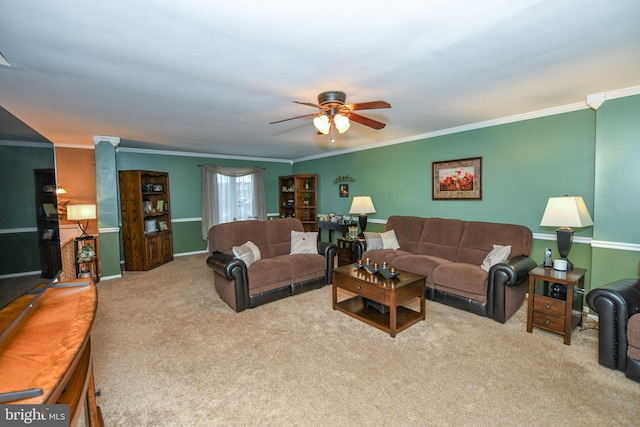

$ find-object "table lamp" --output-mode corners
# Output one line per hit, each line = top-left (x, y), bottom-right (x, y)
(539, 195), (593, 270)
(67, 204), (97, 238)
(349, 196), (376, 235)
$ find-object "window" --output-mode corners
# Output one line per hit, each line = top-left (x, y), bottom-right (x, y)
(201, 165), (266, 238)
(215, 173), (257, 223)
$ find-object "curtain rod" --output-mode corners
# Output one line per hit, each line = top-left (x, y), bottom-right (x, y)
(198, 164), (265, 169)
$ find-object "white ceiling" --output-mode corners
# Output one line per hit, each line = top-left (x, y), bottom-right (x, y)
(1, 0), (639, 161)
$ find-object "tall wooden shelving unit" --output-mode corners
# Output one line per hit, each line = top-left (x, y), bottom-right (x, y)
(34, 169), (62, 278)
(119, 170), (173, 271)
(278, 174), (318, 232)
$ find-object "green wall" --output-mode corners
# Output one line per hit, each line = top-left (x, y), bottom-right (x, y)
(591, 94), (640, 285)
(0, 144), (55, 275)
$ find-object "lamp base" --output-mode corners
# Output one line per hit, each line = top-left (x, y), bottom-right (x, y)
(358, 215), (368, 237)
(556, 228), (575, 271)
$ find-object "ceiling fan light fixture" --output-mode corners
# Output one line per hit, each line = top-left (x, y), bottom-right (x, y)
(333, 113), (350, 133)
(313, 115), (330, 134)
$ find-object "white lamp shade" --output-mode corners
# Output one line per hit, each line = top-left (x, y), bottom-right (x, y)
(333, 113), (350, 134)
(540, 196), (593, 228)
(349, 196), (376, 215)
(67, 204), (97, 221)
(313, 115), (331, 134)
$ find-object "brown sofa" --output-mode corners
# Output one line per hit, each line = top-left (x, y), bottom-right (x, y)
(353, 216), (536, 322)
(206, 218), (337, 312)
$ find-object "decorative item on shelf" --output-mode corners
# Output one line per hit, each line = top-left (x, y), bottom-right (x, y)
(303, 196), (310, 206)
(349, 196), (376, 235)
(159, 221), (168, 231)
(144, 182), (154, 192)
(145, 219), (156, 234)
(67, 204), (97, 238)
(144, 200), (153, 213)
(302, 211), (310, 221)
(304, 178), (310, 190)
(348, 225), (358, 239)
(77, 243), (95, 261)
(153, 184), (164, 192)
(540, 195), (593, 271)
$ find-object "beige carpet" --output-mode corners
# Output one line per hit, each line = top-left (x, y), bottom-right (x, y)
(91, 253), (640, 426)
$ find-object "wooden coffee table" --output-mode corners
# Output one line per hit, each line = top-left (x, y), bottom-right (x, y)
(332, 264), (426, 337)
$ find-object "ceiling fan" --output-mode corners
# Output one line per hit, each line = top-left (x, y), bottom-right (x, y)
(270, 91), (391, 136)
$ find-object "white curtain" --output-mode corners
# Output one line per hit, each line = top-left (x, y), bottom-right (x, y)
(201, 165), (266, 239)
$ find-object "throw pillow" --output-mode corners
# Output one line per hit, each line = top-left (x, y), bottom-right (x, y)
(232, 241), (261, 268)
(290, 230), (318, 254)
(364, 230), (400, 251)
(481, 244), (512, 272)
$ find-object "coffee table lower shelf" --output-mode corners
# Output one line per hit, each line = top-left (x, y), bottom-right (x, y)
(336, 296), (423, 337)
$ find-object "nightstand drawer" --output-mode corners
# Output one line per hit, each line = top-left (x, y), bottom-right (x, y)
(532, 311), (565, 333)
(533, 295), (565, 316)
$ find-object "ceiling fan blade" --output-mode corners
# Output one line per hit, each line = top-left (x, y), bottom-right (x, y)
(347, 100), (391, 111)
(270, 113), (317, 124)
(348, 112), (386, 130)
(293, 101), (320, 108)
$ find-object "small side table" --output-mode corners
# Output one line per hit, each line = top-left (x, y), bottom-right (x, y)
(337, 237), (364, 267)
(74, 235), (100, 283)
(526, 265), (586, 345)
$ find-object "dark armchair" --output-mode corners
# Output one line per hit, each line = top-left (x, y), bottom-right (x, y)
(586, 278), (640, 382)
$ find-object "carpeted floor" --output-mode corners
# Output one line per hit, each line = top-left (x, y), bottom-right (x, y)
(91, 253), (640, 426)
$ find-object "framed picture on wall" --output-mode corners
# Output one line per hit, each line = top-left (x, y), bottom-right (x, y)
(432, 157), (482, 200)
(339, 184), (349, 197)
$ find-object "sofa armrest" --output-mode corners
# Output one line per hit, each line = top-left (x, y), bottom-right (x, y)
(206, 251), (250, 312)
(491, 256), (537, 287)
(318, 241), (338, 282)
(587, 279), (640, 371)
(353, 240), (367, 260)
(488, 255), (537, 323)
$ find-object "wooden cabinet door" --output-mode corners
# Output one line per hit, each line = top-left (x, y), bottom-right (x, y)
(146, 235), (162, 268)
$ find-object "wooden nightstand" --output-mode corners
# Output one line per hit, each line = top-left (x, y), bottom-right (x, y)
(526, 265), (586, 345)
(337, 237), (363, 267)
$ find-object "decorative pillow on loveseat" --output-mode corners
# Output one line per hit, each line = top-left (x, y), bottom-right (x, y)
(481, 244), (511, 272)
(290, 231), (318, 254)
(364, 230), (400, 250)
(232, 241), (261, 267)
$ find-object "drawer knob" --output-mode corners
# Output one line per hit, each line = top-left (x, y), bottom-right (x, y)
(357, 286), (361, 290)
(546, 303), (552, 309)
(545, 319), (551, 325)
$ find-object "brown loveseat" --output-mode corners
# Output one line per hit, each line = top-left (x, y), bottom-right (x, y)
(206, 218), (337, 312)
(353, 216), (537, 323)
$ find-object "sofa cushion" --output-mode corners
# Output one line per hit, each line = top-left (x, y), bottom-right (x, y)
(628, 314), (640, 360)
(432, 262), (488, 299)
(416, 218), (465, 261)
(247, 258), (293, 294)
(456, 221), (532, 265)
(392, 254), (451, 283)
(384, 216), (426, 253)
(208, 220), (267, 256)
(277, 254), (326, 285)
(364, 230), (400, 250)
(264, 218), (304, 258)
(481, 244), (511, 272)
(360, 249), (410, 266)
(232, 241), (261, 267)
(290, 230), (318, 254)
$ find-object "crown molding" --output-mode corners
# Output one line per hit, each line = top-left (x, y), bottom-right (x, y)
(116, 146), (292, 164)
